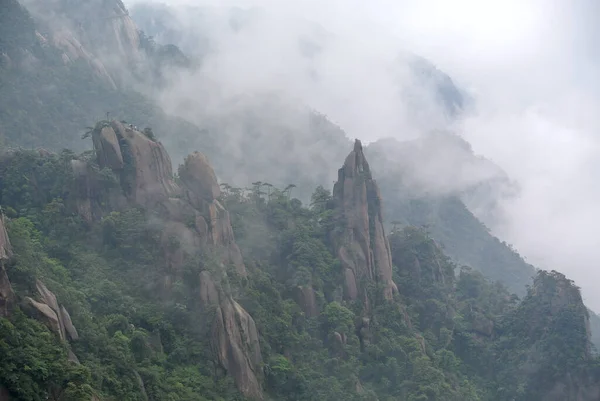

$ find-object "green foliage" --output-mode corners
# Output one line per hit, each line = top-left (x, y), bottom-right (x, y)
(0, 311), (94, 401)
(0, 147), (596, 401)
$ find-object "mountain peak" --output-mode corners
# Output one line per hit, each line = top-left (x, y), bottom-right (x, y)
(331, 141), (398, 303)
(353, 138), (363, 152)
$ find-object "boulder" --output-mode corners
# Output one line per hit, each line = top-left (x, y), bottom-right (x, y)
(331, 139), (398, 301)
(23, 280), (79, 344)
(36, 279), (60, 313)
(24, 297), (62, 339)
(60, 305), (79, 341)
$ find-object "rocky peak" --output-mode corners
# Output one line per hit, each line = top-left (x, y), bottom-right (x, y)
(87, 123), (257, 396)
(0, 215), (14, 317)
(110, 121), (179, 206)
(331, 139), (398, 302)
(179, 152), (221, 203)
(88, 121), (245, 276)
(178, 152), (246, 276)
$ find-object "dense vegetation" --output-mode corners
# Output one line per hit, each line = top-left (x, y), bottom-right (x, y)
(0, 148), (597, 400)
(2, 1), (599, 400)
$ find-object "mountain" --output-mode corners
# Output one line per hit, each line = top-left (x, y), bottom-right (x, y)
(0, 132), (598, 400)
(0, 0), (196, 151)
(2, 1), (600, 399)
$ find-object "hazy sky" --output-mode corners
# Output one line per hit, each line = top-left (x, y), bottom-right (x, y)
(126, 0), (600, 309)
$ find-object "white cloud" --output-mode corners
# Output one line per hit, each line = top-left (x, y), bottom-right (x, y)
(125, 0), (600, 309)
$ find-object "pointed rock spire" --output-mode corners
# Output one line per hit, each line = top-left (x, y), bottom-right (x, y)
(332, 139), (398, 301)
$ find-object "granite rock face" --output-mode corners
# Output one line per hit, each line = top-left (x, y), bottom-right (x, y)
(89, 122), (258, 398)
(23, 280), (79, 342)
(331, 139), (398, 302)
(199, 272), (264, 400)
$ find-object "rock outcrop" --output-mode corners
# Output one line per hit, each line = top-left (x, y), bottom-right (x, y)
(0, 215), (14, 317)
(179, 152), (221, 203)
(23, 280), (79, 343)
(178, 152), (246, 276)
(331, 139), (398, 301)
(87, 122), (246, 275)
(92, 126), (124, 170)
(199, 272), (263, 400)
(88, 122), (260, 397)
(110, 121), (179, 207)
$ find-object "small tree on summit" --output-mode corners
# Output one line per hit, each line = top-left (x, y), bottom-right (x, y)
(81, 126), (95, 140)
(284, 184), (296, 200)
(143, 127), (156, 141)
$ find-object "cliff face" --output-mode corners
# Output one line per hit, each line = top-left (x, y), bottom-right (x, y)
(179, 152), (246, 276)
(86, 121), (259, 398)
(331, 139), (397, 302)
(20, 0), (142, 85)
(0, 215), (14, 317)
(87, 122), (246, 275)
(198, 271), (263, 400)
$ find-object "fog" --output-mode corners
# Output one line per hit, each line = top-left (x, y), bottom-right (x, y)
(124, 0), (600, 310)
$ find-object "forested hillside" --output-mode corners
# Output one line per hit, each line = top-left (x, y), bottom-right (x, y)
(0, 0), (537, 300)
(0, 126), (598, 400)
(2, 0), (600, 399)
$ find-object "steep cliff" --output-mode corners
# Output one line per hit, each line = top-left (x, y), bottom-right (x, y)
(87, 121), (259, 398)
(331, 139), (397, 302)
(110, 121), (179, 206)
(199, 273), (263, 400)
(20, 0), (142, 84)
(179, 152), (246, 276)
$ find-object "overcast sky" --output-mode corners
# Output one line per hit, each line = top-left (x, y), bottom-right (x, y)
(126, 0), (600, 309)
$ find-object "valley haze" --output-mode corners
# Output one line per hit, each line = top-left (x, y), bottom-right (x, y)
(125, 0), (600, 311)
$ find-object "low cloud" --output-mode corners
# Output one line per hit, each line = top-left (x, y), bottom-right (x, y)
(125, 0), (600, 310)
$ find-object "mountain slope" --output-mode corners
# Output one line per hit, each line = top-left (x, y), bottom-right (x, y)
(0, 0), (196, 151)
(0, 132), (598, 400)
